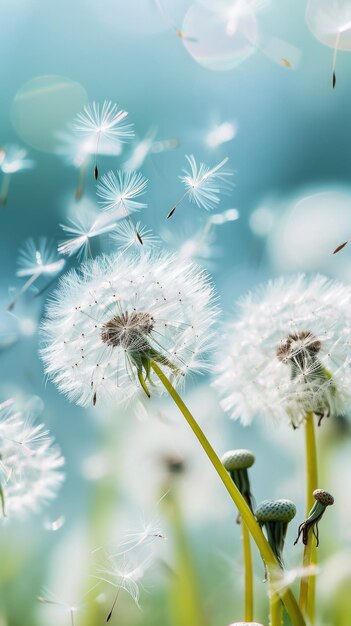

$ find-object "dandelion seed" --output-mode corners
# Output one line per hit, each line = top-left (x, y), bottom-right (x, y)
(8, 238), (65, 311)
(74, 101), (134, 179)
(123, 128), (178, 171)
(111, 220), (160, 255)
(58, 209), (118, 260)
(306, 0), (351, 88)
(123, 128), (157, 171)
(269, 563), (319, 596)
(163, 209), (239, 265)
(41, 252), (218, 407)
(0, 398), (64, 518)
(97, 170), (147, 215)
(167, 155), (233, 218)
(44, 514), (66, 531)
(206, 121), (237, 148)
(214, 275), (351, 428)
(97, 169), (148, 244)
(333, 240), (348, 254)
(0, 145), (35, 206)
(95, 539), (158, 619)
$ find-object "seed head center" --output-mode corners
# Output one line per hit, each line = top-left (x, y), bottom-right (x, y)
(276, 330), (321, 364)
(101, 311), (154, 349)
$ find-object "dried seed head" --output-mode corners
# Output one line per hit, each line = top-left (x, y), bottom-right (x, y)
(255, 499), (296, 524)
(101, 311), (154, 349)
(276, 330), (321, 363)
(313, 489), (334, 506)
(221, 449), (255, 471)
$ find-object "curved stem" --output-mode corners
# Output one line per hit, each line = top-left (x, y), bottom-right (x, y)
(150, 362), (306, 626)
(242, 521), (254, 621)
(299, 412), (318, 623)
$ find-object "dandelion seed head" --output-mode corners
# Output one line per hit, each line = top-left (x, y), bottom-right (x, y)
(214, 274), (351, 427)
(0, 398), (64, 518)
(41, 251), (218, 407)
(112, 220), (160, 254)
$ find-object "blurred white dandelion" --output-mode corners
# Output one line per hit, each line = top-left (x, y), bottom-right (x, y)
(58, 208), (118, 260)
(214, 275), (351, 427)
(74, 101), (134, 179)
(163, 208), (239, 265)
(0, 144), (35, 205)
(206, 121), (237, 148)
(8, 238), (66, 311)
(111, 220), (160, 255)
(123, 128), (178, 171)
(41, 251), (218, 407)
(167, 155), (233, 218)
(0, 397), (65, 518)
(120, 384), (230, 523)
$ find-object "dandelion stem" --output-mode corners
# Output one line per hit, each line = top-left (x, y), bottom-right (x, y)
(150, 361), (307, 626)
(242, 520), (254, 621)
(299, 412), (318, 623)
(269, 588), (283, 626)
(0, 173), (11, 205)
(7, 271), (41, 311)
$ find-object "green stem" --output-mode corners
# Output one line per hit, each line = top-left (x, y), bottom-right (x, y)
(269, 588), (283, 626)
(242, 521), (254, 621)
(164, 488), (207, 626)
(150, 362), (306, 626)
(299, 412), (318, 624)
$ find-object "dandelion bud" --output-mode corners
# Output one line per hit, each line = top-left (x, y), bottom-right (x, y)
(221, 449), (255, 518)
(294, 489), (334, 547)
(255, 499), (296, 568)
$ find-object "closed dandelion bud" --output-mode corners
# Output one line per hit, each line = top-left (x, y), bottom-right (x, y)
(295, 489), (334, 547)
(255, 499), (296, 568)
(221, 449), (255, 518)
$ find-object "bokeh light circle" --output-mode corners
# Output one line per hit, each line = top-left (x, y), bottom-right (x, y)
(306, 0), (351, 50)
(181, 0), (259, 71)
(268, 189), (351, 279)
(85, 0), (191, 35)
(11, 75), (89, 153)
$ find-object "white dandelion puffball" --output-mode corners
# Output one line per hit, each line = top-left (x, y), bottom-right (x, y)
(0, 398), (65, 518)
(214, 275), (351, 427)
(41, 252), (218, 408)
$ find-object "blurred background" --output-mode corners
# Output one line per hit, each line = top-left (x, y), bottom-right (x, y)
(1, 1), (351, 624)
